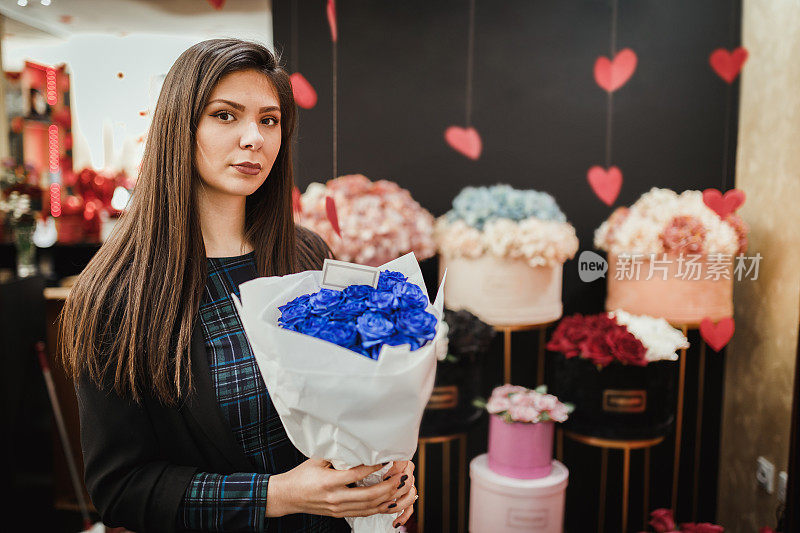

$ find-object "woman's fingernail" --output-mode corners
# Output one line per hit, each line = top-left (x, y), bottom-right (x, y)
(388, 503), (397, 509)
(398, 480), (405, 489)
(384, 476), (390, 481)
(400, 475), (408, 482)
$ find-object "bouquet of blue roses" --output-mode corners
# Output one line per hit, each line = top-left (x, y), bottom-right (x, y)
(232, 253), (447, 533)
(276, 270), (438, 360)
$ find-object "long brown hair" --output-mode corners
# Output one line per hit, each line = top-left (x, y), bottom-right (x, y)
(60, 39), (321, 405)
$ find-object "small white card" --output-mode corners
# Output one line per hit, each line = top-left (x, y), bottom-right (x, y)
(321, 258), (380, 290)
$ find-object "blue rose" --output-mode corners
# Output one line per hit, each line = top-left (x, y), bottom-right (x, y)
(384, 333), (421, 351)
(279, 294), (311, 311)
(343, 284), (374, 301)
(329, 298), (368, 320)
(278, 301), (311, 328)
(365, 290), (396, 314)
(394, 308), (437, 342)
(317, 321), (358, 348)
(392, 281), (428, 309)
(356, 311), (396, 348)
(377, 270), (407, 291)
(294, 316), (331, 337)
(308, 288), (343, 316)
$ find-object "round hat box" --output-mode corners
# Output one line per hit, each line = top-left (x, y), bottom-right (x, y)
(605, 252), (733, 325)
(439, 254), (563, 326)
(469, 454), (568, 533)
(548, 352), (677, 439)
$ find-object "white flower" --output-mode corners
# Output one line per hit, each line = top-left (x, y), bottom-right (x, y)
(594, 187), (743, 255)
(609, 309), (689, 362)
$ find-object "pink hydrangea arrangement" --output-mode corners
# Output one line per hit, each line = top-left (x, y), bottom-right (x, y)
(477, 384), (574, 424)
(594, 188), (748, 256)
(295, 174), (436, 266)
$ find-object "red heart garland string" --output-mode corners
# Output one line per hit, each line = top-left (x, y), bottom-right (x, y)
(326, 0), (338, 43)
(207, 0), (226, 10)
(700, 317), (735, 351)
(444, 126), (482, 160)
(587, 165), (623, 206)
(593, 48), (638, 92)
(702, 188), (746, 218)
(290, 73), (318, 109)
(709, 47), (748, 83)
(325, 196), (341, 238)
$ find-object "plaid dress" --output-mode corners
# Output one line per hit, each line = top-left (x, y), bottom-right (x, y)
(179, 252), (349, 532)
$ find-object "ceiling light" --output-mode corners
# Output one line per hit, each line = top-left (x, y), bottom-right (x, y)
(17, 0), (28, 7)
(41, 0), (52, 6)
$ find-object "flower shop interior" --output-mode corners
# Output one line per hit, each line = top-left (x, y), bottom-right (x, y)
(2, 1), (799, 532)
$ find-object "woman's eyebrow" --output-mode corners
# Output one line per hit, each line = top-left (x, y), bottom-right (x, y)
(207, 98), (280, 113)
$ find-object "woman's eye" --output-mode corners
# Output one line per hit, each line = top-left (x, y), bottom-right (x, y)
(214, 111), (234, 121)
(262, 117), (279, 126)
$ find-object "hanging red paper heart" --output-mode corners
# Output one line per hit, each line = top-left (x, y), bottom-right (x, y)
(700, 317), (735, 351)
(587, 165), (623, 206)
(702, 188), (746, 218)
(444, 126), (482, 160)
(594, 48), (638, 92)
(327, 0), (338, 43)
(290, 73), (318, 109)
(709, 47), (748, 83)
(292, 186), (303, 214)
(207, 0), (226, 10)
(325, 195), (341, 237)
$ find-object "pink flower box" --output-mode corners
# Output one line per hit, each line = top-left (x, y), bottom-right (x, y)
(487, 414), (554, 479)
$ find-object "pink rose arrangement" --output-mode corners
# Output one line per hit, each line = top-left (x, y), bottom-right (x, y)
(641, 508), (724, 533)
(295, 174), (436, 266)
(547, 310), (689, 369)
(594, 188), (748, 256)
(477, 384), (574, 424)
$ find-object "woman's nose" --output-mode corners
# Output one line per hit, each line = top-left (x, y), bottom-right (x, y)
(239, 120), (264, 151)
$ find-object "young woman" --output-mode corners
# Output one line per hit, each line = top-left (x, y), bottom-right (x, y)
(59, 39), (416, 532)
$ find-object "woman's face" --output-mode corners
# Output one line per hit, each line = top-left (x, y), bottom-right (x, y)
(194, 69), (282, 199)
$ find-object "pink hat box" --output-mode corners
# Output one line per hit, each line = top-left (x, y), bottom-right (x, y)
(605, 252), (733, 325)
(469, 454), (568, 533)
(488, 415), (554, 479)
(439, 254), (563, 326)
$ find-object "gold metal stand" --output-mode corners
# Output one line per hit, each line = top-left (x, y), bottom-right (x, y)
(671, 324), (690, 514)
(416, 433), (468, 533)
(494, 320), (557, 385)
(564, 430), (664, 533)
(668, 323), (710, 521)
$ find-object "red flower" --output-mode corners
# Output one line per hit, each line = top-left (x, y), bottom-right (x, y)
(578, 332), (614, 366)
(649, 509), (677, 532)
(680, 523), (724, 533)
(605, 325), (647, 366)
(547, 314), (588, 358)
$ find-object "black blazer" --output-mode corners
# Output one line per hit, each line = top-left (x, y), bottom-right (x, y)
(77, 229), (341, 532)
(78, 323), (265, 532)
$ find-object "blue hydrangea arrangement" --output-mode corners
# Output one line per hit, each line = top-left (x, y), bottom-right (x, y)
(446, 184), (566, 230)
(277, 270), (438, 360)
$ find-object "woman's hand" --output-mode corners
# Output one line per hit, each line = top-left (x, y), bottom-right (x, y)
(265, 458), (412, 519)
(381, 460), (417, 528)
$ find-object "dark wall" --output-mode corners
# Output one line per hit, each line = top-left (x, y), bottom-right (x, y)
(273, 1), (741, 530)
(274, 0), (739, 316)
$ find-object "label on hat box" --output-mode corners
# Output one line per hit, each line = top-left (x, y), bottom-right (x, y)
(602, 389), (647, 413)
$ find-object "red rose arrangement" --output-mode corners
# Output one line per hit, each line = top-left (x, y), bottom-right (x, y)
(641, 508), (725, 533)
(547, 313), (648, 368)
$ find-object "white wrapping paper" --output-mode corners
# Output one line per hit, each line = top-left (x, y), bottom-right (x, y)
(232, 253), (447, 532)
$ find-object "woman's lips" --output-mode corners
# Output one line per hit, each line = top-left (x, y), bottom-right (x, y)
(231, 164), (261, 176)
